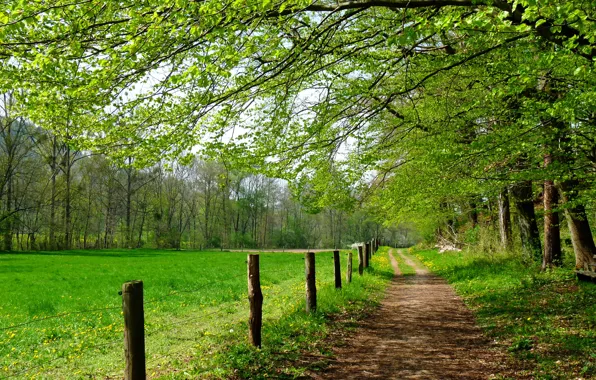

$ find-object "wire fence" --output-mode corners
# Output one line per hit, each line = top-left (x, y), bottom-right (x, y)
(0, 305), (122, 332)
(0, 244), (380, 379)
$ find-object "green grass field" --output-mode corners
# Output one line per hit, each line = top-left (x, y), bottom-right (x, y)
(0, 248), (393, 379)
(413, 248), (596, 379)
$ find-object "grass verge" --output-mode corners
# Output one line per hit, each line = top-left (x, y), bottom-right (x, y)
(413, 248), (596, 379)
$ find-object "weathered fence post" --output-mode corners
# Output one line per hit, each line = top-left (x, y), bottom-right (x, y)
(358, 245), (364, 274)
(347, 250), (353, 283)
(122, 280), (146, 380)
(333, 250), (342, 289)
(363, 242), (369, 268)
(305, 252), (317, 313)
(247, 254), (263, 348)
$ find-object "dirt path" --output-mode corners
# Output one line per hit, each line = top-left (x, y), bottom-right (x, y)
(315, 249), (510, 379)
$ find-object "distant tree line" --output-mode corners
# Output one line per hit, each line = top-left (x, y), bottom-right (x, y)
(0, 100), (416, 251)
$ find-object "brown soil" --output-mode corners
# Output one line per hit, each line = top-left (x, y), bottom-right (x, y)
(312, 249), (516, 379)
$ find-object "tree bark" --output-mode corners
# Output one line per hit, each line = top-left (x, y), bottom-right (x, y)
(510, 181), (541, 261)
(469, 199), (478, 227)
(542, 153), (562, 269)
(64, 143), (72, 250)
(498, 188), (513, 250)
(126, 164), (133, 248)
(49, 135), (57, 250)
(559, 181), (596, 269)
(3, 175), (12, 251)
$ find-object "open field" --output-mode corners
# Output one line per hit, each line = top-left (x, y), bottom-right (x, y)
(0, 248), (393, 379)
(413, 248), (596, 378)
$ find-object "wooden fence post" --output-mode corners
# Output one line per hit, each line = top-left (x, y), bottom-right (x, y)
(247, 254), (263, 348)
(333, 250), (342, 289)
(358, 245), (364, 275)
(305, 252), (317, 313)
(347, 250), (353, 283)
(122, 280), (146, 380)
(363, 242), (369, 268)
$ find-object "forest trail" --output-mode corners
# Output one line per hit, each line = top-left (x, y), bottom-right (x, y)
(315, 249), (510, 379)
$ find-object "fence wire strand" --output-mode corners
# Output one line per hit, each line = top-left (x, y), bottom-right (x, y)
(4, 337), (122, 379)
(144, 272), (246, 305)
(146, 300), (245, 338)
(0, 305), (121, 332)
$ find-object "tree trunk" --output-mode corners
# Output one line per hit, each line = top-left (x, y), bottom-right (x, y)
(542, 153), (562, 269)
(49, 135), (57, 250)
(559, 180), (596, 269)
(126, 165), (132, 248)
(498, 188), (513, 250)
(137, 206), (146, 248)
(469, 199), (478, 227)
(510, 181), (541, 262)
(83, 182), (92, 249)
(3, 176), (12, 251)
(64, 144), (72, 250)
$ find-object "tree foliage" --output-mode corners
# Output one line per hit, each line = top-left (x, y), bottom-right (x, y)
(1, 0), (596, 265)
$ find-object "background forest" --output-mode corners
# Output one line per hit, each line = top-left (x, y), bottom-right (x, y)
(0, 106), (414, 251)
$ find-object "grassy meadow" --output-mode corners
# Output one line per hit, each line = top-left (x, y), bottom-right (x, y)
(0, 248), (393, 379)
(409, 248), (596, 379)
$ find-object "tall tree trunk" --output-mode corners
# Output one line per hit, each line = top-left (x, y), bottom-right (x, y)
(221, 167), (230, 249)
(104, 188), (112, 248)
(83, 182), (92, 249)
(1, 110), (15, 251)
(498, 188), (513, 250)
(559, 180), (596, 269)
(469, 199), (478, 227)
(542, 153), (562, 269)
(510, 181), (542, 261)
(64, 144), (72, 250)
(137, 205), (146, 248)
(3, 176), (12, 251)
(126, 164), (132, 248)
(49, 135), (57, 250)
